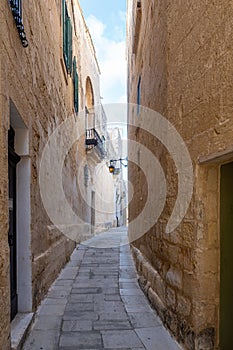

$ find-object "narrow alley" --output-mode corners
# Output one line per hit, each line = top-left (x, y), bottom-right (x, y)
(21, 227), (180, 350)
(1, 0), (233, 349)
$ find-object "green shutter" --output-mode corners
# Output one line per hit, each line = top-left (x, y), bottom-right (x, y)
(62, 0), (65, 50)
(67, 17), (72, 75)
(62, 0), (72, 74)
(73, 57), (79, 113)
(74, 72), (79, 112)
(62, 0), (68, 68)
(73, 57), (77, 76)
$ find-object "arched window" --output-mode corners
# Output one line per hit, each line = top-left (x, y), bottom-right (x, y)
(85, 77), (94, 109)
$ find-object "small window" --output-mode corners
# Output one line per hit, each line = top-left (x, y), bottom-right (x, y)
(137, 76), (141, 115)
(73, 57), (79, 113)
(62, 0), (72, 75)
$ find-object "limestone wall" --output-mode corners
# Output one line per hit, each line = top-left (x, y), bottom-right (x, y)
(127, 1), (233, 349)
(0, 0), (106, 348)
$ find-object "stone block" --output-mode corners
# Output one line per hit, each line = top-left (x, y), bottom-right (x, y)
(196, 327), (215, 350)
(177, 294), (191, 317)
(148, 287), (166, 322)
(166, 287), (176, 309)
(166, 267), (182, 290)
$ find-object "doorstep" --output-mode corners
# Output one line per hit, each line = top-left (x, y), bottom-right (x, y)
(11, 313), (34, 350)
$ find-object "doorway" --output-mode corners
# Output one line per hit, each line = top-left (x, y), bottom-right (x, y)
(8, 127), (21, 320)
(9, 100), (32, 318)
(220, 161), (233, 348)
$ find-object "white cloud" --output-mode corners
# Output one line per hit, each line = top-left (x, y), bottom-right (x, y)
(118, 94), (127, 103)
(118, 10), (126, 23)
(86, 15), (127, 105)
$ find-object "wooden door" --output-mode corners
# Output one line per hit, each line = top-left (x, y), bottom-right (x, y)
(220, 162), (233, 348)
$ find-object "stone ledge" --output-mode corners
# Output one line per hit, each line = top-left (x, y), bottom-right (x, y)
(11, 313), (34, 350)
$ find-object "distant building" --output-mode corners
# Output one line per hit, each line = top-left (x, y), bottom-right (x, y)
(108, 127), (128, 227)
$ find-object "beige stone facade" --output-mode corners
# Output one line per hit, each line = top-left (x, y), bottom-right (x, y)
(0, 1), (115, 348)
(107, 127), (128, 228)
(127, 1), (233, 349)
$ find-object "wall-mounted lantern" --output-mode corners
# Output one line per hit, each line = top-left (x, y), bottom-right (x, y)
(108, 158), (128, 175)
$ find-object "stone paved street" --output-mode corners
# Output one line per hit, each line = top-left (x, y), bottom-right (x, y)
(22, 227), (181, 350)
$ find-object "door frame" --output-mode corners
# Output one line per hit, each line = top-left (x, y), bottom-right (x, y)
(8, 131), (21, 320)
(10, 101), (32, 316)
(199, 148), (233, 348)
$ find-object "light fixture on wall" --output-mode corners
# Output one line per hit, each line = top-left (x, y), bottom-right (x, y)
(108, 158), (128, 174)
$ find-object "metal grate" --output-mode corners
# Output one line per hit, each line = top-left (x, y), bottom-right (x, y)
(85, 128), (106, 159)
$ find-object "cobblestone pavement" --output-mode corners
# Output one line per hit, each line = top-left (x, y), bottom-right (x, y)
(23, 227), (181, 350)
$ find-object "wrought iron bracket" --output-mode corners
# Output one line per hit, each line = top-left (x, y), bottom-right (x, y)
(9, 0), (28, 47)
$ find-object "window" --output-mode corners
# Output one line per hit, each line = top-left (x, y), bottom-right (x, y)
(133, 0), (142, 54)
(73, 57), (79, 113)
(137, 76), (141, 115)
(62, 0), (72, 75)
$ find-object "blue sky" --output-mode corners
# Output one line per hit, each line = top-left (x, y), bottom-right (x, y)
(79, 1), (126, 41)
(79, 0), (127, 105)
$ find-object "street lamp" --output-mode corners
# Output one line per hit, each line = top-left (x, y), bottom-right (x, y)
(109, 163), (115, 174)
(108, 158), (128, 174)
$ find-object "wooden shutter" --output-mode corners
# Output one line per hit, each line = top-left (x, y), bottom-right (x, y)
(67, 17), (72, 75)
(73, 57), (79, 113)
(62, 0), (72, 74)
(62, 0), (67, 66)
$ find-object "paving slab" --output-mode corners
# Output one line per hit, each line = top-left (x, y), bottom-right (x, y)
(60, 331), (102, 348)
(121, 294), (149, 305)
(104, 294), (121, 301)
(33, 315), (62, 331)
(99, 312), (129, 321)
(94, 301), (126, 313)
(101, 330), (143, 348)
(23, 330), (60, 350)
(124, 303), (154, 313)
(37, 303), (66, 316)
(63, 311), (99, 321)
(68, 294), (94, 303)
(22, 227), (182, 350)
(119, 288), (144, 296)
(128, 312), (162, 328)
(58, 267), (79, 280)
(65, 302), (94, 312)
(71, 287), (102, 294)
(135, 327), (181, 350)
(62, 320), (93, 332)
(41, 297), (67, 305)
(93, 319), (132, 330)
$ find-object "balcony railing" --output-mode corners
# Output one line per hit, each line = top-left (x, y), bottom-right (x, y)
(86, 128), (106, 160)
